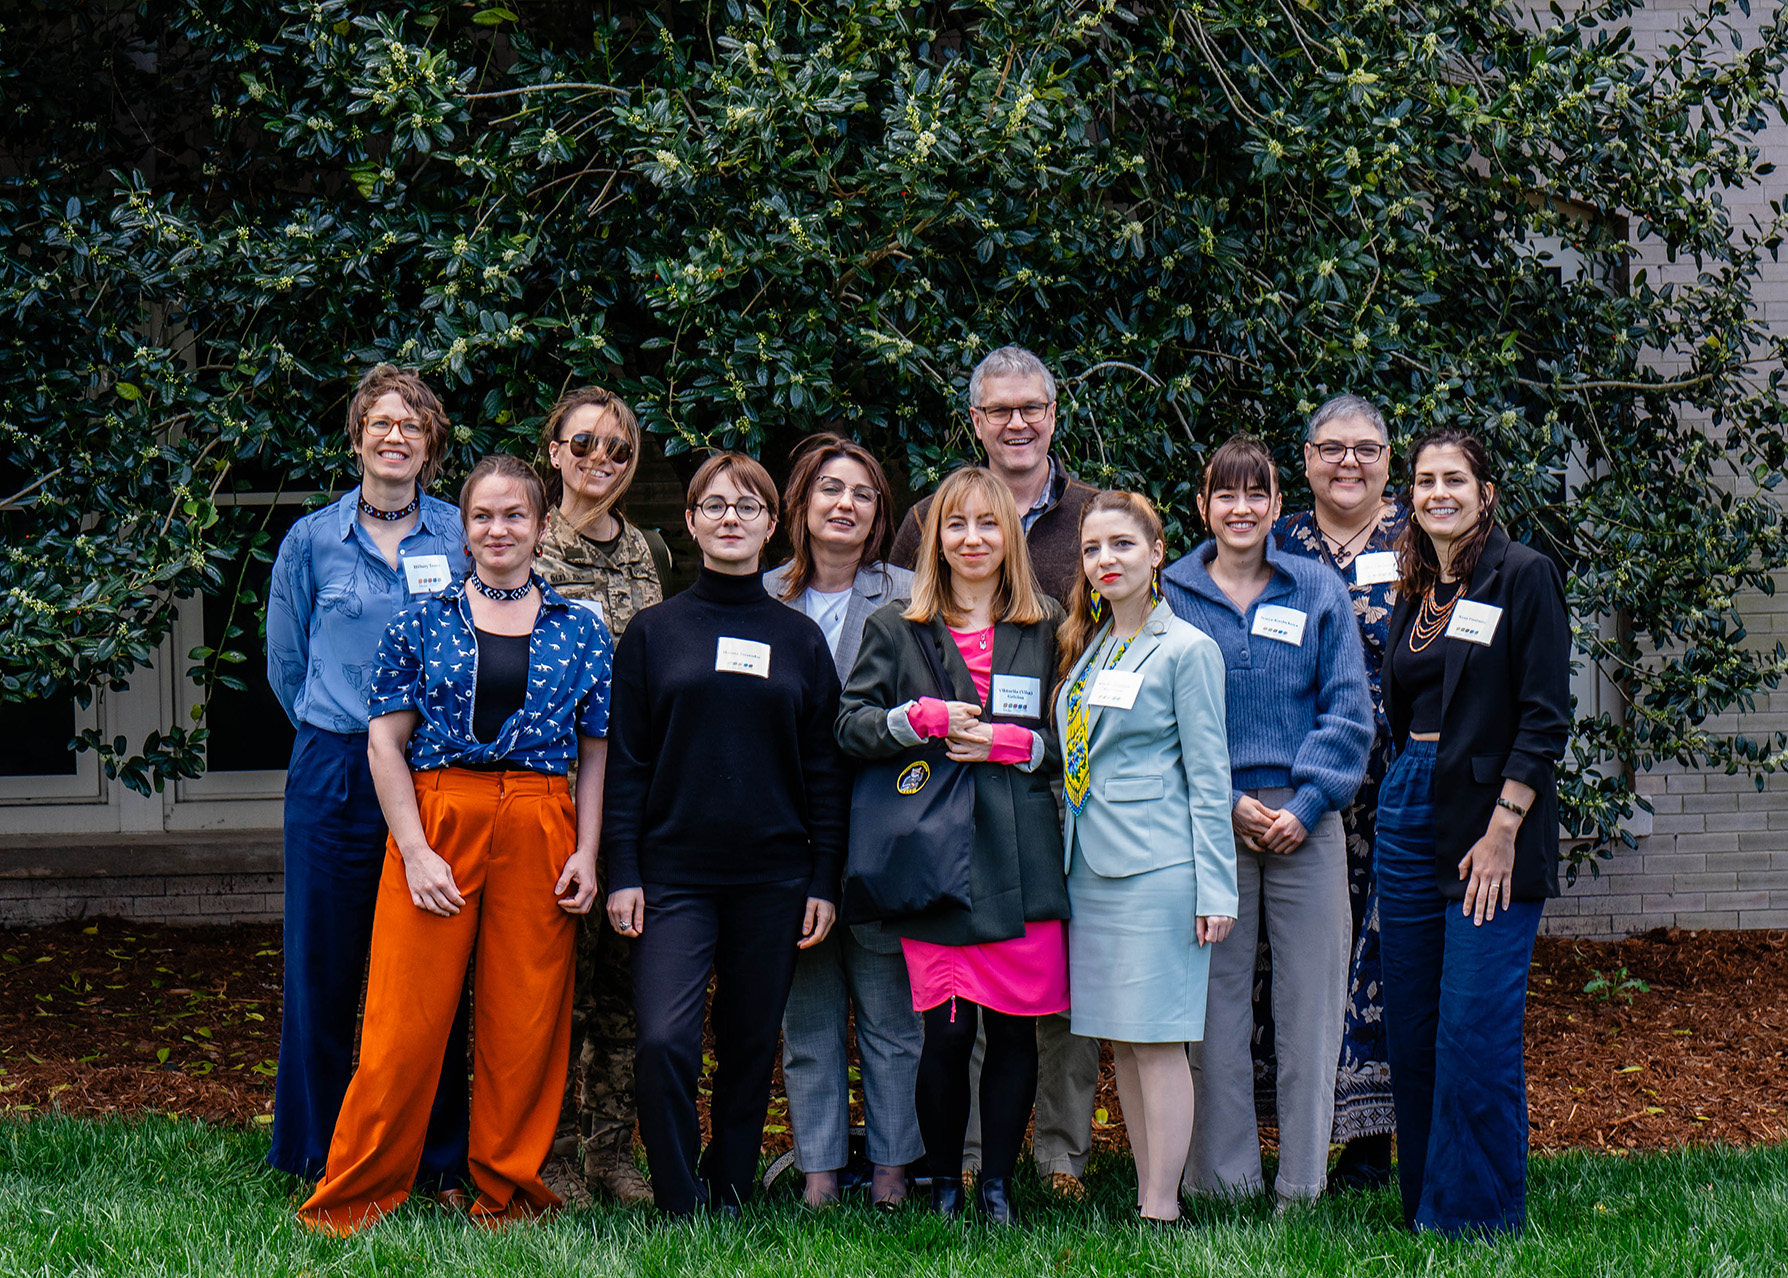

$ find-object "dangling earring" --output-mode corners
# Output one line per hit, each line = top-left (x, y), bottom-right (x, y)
(1088, 584), (1103, 617)
(1149, 571), (1163, 610)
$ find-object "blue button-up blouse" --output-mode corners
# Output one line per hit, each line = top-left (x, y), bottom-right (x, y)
(366, 574), (613, 774)
(266, 489), (469, 734)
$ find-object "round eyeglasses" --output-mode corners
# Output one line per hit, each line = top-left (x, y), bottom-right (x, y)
(815, 477), (879, 507)
(693, 495), (767, 521)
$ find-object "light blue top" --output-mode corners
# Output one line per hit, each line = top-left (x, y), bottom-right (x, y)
(1161, 539), (1373, 833)
(1053, 600), (1240, 919)
(366, 574), (612, 774)
(265, 488), (469, 734)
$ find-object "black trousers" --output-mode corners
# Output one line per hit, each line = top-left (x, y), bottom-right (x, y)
(632, 876), (809, 1214)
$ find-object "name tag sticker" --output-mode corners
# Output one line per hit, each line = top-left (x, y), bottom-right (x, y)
(1352, 551), (1399, 587)
(1445, 600), (1503, 646)
(401, 554), (452, 595)
(715, 636), (772, 677)
(1251, 604), (1308, 647)
(1088, 669), (1144, 710)
(990, 673), (1041, 718)
(575, 598), (606, 625)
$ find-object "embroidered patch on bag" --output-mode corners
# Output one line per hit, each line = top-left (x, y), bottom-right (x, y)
(896, 761), (930, 795)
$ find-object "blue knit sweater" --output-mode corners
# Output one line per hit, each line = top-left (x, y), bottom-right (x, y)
(1162, 539), (1373, 833)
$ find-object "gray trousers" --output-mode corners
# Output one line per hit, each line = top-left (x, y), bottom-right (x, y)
(782, 923), (925, 1171)
(962, 1011), (1099, 1176)
(1185, 789), (1349, 1202)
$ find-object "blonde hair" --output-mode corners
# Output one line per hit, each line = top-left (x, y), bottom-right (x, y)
(1056, 491), (1165, 683)
(903, 467), (1050, 628)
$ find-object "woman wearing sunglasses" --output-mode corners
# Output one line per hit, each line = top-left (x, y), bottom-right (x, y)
(534, 386), (671, 1204)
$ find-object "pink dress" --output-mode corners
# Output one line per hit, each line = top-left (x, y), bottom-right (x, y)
(900, 626), (1070, 1018)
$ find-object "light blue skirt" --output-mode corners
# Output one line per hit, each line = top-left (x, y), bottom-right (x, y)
(1067, 854), (1209, 1043)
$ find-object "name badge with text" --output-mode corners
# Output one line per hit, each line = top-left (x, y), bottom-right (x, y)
(1088, 668), (1144, 710)
(575, 598), (606, 625)
(715, 636), (772, 677)
(401, 554), (452, 595)
(1251, 604), (1308, 647)
(990, 673), (1041, 718)
(1445, 600), (1503, 646)
(1352, 551), (1399, 587)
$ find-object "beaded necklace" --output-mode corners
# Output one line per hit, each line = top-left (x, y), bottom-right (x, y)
(358, 492), (420, 522)
(1408, 578), (1462, 653)
(468, 573), (535, 603)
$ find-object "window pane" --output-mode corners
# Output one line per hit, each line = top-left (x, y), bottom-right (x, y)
(0, 695), (78, 777)
(202, 505), (304, 773)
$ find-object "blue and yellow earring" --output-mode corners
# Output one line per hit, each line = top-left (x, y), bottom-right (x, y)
(1089, 584), (1103, 617)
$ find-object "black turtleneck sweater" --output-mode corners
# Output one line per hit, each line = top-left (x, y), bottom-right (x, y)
(602, 566), (848, 901)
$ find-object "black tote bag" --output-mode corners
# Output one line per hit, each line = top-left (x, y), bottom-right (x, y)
(841, 622), (976, 925)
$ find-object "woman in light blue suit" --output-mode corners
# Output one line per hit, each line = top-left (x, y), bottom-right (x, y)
(1054, 490), (1238, 1226)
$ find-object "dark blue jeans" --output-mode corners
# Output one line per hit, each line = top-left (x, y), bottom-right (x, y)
(269, 724), (470, 1185)
(1375, 739), (1542, 1236)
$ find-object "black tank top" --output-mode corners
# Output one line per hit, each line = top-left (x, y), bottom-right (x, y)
(472, 629), (530, 743)
(1391, 578), (1464, 735)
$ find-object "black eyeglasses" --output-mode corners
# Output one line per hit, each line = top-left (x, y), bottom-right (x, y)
(1313, 441), (1386, 464)
(815, 477), (879, 507)
(556, 432), (635, 464)
(974, 402), (1052, 427)
(692, 495), (767, 521)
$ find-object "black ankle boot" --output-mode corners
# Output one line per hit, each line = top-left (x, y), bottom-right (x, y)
(977, 1176), (1014, 1225)
(930, 1176), (966, 1217)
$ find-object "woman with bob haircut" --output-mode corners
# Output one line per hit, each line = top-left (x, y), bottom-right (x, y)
(603, 452), (850, 1217)
(533, 384), (668, 1205)
(299, 454), (613, 1234)
(836, 466), (1067, 1225)
(1054, 489), (1238, 1225)
(764, 434), (922, 1209)
(1162, 436), (1372, 1211)
(1378, 429), (1568, 1236)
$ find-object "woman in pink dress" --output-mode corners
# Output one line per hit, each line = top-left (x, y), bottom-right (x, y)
(836, 466), (1067, 1224)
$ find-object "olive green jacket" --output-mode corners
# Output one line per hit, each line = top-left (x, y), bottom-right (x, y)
(534, 507), (668, 639)
(836, 599), (1068, 946)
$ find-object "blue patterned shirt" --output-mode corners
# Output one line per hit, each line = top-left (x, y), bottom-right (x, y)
(265, 488), (468, 734)
(366, 575), (612, 774)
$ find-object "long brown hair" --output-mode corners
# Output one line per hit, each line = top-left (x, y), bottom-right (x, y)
(1395, 429), (1500, 597)
(1056, 491), (1165, 683)
(535, 385), (643, 522)
(904, 467), (1050, 628)
(774, 433), (895, 601)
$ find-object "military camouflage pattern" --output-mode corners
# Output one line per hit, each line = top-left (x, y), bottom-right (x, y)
(537, 505), (664, 1173)
(535, 507), (664, 640)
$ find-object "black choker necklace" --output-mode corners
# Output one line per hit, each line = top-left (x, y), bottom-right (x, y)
(359, 493), (420, 522)
(468, 573), (534, 602)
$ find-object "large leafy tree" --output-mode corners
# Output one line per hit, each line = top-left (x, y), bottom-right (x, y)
(3, 0), (1785, 869)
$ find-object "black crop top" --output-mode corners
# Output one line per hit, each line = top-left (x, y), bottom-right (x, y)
(1390, 578), (1464, 736)
(472, 629), (530, 743)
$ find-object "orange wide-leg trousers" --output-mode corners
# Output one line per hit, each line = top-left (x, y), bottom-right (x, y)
(300, 767), (578, 1235)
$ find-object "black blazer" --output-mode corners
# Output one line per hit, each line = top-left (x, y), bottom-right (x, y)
(1385, 527), (1570, 901)
(836, 600), (1069, 946)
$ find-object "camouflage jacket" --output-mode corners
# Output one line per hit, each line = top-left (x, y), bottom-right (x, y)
(535, 507), (666, 639)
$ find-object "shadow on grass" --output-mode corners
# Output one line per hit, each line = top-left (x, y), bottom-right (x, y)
(0, 1115), (1783, 1276)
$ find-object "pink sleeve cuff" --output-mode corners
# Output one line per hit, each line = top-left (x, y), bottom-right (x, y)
(906, 697), (950, 740)
(988, 723), (1034, 766)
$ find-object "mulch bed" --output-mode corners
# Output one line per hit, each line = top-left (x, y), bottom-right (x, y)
(2, 918), (1784, 1154)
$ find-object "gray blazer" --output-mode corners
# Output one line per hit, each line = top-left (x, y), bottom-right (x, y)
(765, 558), (914, 953)
(762, 560), (915, 682)
(1054, 600), (1240, 917)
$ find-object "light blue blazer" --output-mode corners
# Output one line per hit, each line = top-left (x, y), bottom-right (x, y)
(1053, 600), (1240, 919)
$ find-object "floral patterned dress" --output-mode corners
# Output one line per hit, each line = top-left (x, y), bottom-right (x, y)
(1250, 504), (1407, 1142)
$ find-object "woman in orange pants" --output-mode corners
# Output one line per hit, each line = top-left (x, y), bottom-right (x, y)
(300, 454), (614, 1234)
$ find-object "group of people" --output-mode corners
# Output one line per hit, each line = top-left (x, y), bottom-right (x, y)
(265, 346), (1568, 1240)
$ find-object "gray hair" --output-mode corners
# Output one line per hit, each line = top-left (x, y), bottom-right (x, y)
(1305, 393), (1388, 443)
(969, 345), (1057, 408)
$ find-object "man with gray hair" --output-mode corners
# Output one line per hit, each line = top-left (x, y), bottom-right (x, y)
(890, 344), (1100, 1201)
(890, 345), (1098, 603)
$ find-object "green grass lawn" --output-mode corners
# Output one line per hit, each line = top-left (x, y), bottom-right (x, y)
(1, 1117), (1783, 1276)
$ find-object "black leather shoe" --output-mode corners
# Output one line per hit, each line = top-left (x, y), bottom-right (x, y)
(930, 1176), (966, 1218)
(977, 1175), (1014, 1225)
